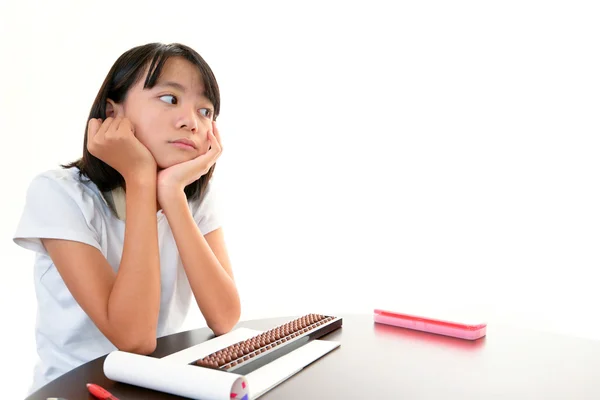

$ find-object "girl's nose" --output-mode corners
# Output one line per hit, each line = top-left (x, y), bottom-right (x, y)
(177, 111), (198, 133)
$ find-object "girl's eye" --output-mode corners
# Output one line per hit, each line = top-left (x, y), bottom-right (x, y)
(159, 95), (177, 104)
(199, 108), (212, 118)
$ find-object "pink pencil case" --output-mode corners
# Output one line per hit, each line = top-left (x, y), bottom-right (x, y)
(374, 309), (487, 340)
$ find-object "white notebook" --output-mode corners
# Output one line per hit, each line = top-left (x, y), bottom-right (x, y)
(103, 327), (340, 400)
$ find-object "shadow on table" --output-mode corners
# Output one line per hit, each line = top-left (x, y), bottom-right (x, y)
(372, 322), (487, 352)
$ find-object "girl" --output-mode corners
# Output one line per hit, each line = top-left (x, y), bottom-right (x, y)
(13, 42), (240, 394)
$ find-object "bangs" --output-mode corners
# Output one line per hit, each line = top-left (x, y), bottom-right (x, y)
(142, 45), (220, 118)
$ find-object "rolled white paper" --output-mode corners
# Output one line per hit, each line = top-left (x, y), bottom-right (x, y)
(104, 350), (249, 400)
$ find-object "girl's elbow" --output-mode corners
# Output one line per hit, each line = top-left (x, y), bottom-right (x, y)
(115, 334), (157, 355)
(211, 309), (241, 336)
(211, 324), (235, 337)
(133, 337), (157, 355)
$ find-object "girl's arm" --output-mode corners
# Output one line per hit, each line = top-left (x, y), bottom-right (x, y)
(42, 174), (161, 354)
(157, 121), (240, 335)
(160, 191), (240, 335)
(42, 117), (162, 354)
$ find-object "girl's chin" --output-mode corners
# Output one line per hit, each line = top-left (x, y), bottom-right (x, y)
(156, 154), (196, 169)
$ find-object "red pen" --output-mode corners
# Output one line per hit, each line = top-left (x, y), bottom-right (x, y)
(86, 383), (120, 400)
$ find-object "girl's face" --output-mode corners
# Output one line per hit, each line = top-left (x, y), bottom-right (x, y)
(108, 56), (215, 170)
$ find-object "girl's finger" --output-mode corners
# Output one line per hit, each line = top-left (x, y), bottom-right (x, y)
(96, 117), (114, 140)
(206, 128), (221, 156)
(212, 121), (223, 149)
(87, 119), (100, 141)
(191, 150), (217, 176)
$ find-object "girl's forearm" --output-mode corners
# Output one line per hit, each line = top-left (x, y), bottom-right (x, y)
(107, 174), (161, 352)
(162, 191), (240, 335)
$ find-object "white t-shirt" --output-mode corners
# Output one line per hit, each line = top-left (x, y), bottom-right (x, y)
(13, 167), (221, 394)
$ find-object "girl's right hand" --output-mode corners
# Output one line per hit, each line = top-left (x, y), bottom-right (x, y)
(87, 117), (157, 183)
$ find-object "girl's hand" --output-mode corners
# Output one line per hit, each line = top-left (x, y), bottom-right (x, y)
(157, 121), (223, 204)
(87, 117), (157, 183)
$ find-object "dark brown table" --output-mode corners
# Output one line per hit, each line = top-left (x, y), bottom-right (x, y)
(25, 314), (600, 399)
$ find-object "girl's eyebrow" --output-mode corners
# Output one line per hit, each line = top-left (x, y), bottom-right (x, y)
(155, 81), (209, 100)
(156, 81), (187, 92)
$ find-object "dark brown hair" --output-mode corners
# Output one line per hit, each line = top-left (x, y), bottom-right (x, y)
(64, 42), (220, 201)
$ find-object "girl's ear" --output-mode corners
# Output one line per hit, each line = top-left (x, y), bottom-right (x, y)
(106, 99), (124, 118)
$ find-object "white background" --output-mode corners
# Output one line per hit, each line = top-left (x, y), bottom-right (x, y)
(1, 0), (599, 397)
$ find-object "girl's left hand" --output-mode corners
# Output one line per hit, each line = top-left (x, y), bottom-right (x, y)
(157, 121), (222, 203)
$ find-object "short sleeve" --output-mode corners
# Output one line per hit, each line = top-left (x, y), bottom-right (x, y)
(192, 180), (222, 235)
(13, 173), (102, 255)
